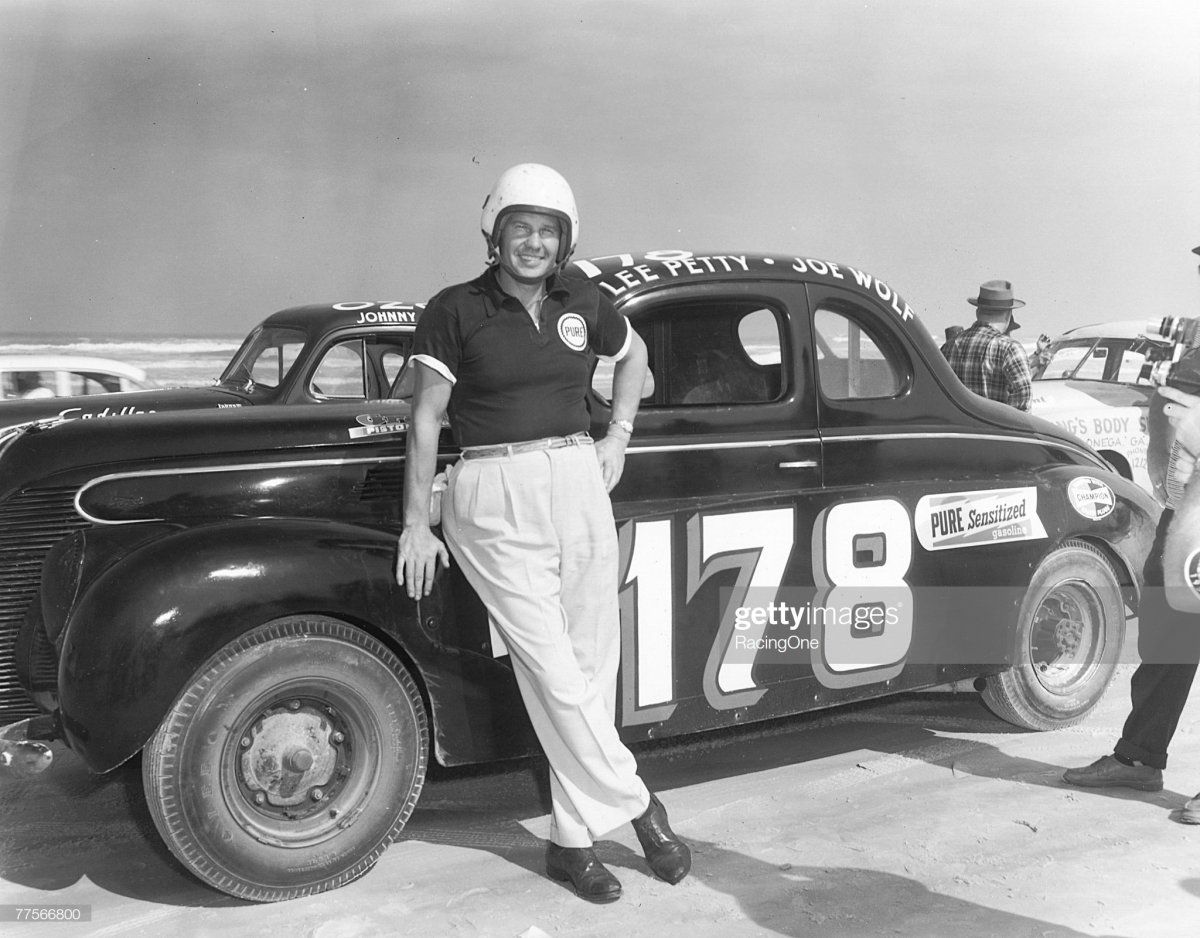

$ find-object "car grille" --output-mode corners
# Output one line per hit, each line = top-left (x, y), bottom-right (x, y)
(0, 485), (87, 719)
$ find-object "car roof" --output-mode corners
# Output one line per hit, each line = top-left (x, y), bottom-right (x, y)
(1052, 320), (1168, 342)
(569, 251), (914, 312)
(259, 303), (426, 333)
(0, 354), (149, 382)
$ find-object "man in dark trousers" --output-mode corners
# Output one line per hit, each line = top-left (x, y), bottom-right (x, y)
(1063, 246), (1200, 823)
(396, 163), (690, 901)
(946, 280), (1033, 411)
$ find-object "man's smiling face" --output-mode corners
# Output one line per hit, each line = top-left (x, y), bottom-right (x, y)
(496, 210), (562, 284)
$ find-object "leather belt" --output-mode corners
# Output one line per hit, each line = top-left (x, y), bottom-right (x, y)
(459, 431), (593, 461)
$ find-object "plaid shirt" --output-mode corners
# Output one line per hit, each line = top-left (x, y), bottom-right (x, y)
(945, 321), (1032, 411)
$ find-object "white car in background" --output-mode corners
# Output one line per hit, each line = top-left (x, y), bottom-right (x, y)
(0, 354), (153, 400)
(1029, 321), (1174, 496)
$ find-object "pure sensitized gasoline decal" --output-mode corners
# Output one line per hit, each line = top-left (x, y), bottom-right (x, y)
(915, 487), (1047, 551)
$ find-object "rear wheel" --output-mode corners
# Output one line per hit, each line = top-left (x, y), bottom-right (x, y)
(142, 616), (427, 901)
(982, 540), (1125, 730)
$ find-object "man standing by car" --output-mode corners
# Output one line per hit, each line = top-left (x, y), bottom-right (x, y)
(396, 163), (690, 903)
(1062, 380), (1200, 813)
(1063, 246), (1200, 820)
(946, 280), (1033, 411)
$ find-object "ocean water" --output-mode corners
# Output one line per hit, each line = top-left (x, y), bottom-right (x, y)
(0, 332), (243, 389)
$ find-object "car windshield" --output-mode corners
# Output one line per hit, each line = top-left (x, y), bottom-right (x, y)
(219, 325), (307, 391)
(1036, 335), (1170, 384)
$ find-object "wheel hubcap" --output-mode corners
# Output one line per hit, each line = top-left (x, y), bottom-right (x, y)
(224, 691), (374, 847)
(1029, 580), (1102, 694)
(239, 701), (342, 810)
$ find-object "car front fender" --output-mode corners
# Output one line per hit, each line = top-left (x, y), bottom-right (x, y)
(56, 518), (421, 773)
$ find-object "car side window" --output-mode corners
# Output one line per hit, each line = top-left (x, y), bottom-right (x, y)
(247, 339), (304, 389)
(381, 350), (407, 386)
(310, 340), (368, 400)
(590, 323), (658, 404)
(70, 371), (124, 395)
(594, 300), (783, 407)
(5, 370), (56, 399)
(813, 305), (903, 400)
(670, 306), (782, 406)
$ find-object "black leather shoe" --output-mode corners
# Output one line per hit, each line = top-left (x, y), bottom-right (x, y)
(545, 844), (622, 903)
(631, 792), (691, 884)
(1062, 755), (1163, 792)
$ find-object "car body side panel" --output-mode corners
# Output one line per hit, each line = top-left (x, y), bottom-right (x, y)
(610, 448), (1157, 745)
(0, 253), (1164, 770)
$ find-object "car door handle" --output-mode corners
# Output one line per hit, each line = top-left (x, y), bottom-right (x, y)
(778, 460), (819, 469)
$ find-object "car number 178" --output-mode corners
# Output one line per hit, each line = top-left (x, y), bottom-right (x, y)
(617, 499), (915, 726)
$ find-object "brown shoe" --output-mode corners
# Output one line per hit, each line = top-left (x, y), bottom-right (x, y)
(546, 844), (622, 903)
(1177, 793), (1200, 825)
(631, 793), (691, 884)
(1062, 755), (1163, 792)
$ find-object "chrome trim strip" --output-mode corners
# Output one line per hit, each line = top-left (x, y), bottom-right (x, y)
(625, 437), (818, 455)
(69, 428), (1099, 524)
(623, 430), (1088, 457)
(74, 455), (405, 525)
(814, 431), (1067, 447)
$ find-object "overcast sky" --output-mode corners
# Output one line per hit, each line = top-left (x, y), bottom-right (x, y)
(2, 0), (1197, 339)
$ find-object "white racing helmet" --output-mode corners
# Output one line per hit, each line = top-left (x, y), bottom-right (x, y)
(481, 163), (579, 267)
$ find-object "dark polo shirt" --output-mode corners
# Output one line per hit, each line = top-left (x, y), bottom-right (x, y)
(412, 267), (632, 447)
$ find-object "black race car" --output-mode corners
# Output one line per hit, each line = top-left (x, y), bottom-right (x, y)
(0, 302), (423, 436)
(0, 251), (1159, 901)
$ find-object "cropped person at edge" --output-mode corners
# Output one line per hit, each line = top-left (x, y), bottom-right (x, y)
(395, 163), (691, 903)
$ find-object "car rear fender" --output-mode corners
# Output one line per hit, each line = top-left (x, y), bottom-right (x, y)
(1035, 466), (1160, 604)
(55, 518), (428, 773)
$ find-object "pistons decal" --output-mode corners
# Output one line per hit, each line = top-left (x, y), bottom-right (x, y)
(915, 488), (1047, 551)
(349, 413), (408, 438)
(557, 312), (588, 351)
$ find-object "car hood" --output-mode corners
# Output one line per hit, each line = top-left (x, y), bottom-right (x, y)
(0, 400), (413, 501)
(0, 384), (252, 432)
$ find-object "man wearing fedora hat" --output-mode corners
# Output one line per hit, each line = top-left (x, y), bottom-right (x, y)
(945, 279), (1033, 411)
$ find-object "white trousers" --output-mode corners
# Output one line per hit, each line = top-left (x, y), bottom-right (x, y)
(442, 442), (650, 847)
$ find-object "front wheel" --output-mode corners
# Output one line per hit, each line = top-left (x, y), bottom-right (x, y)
(982, 539), (1125, 731)
(142, 616), (428, 901)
